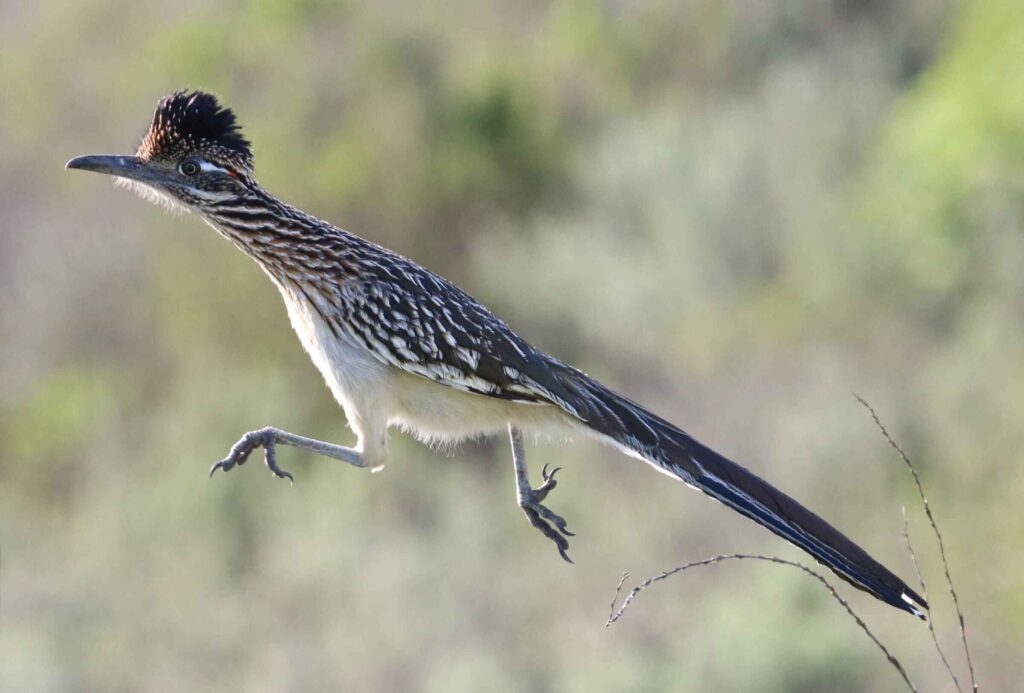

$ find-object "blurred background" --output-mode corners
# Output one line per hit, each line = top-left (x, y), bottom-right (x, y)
(1, 0), (1022, 690)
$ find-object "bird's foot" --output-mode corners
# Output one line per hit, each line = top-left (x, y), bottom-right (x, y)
(209, 427), (294, 484)
(519, 464), (574, 563)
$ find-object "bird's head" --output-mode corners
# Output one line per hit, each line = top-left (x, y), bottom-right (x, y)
(67, 90), (254, 212)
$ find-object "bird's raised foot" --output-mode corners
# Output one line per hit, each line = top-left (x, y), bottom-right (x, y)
(530, 463), (561, 503)
(520, 464), (574, 563)
(209, 427), (294, 485)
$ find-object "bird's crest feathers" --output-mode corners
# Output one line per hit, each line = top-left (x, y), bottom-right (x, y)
(139, 90), (253, 170)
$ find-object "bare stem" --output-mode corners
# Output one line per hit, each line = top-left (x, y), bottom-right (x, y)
(855, 394), (976, 691)
(606, 553), (916, 692)
(903, 507), (961, 692)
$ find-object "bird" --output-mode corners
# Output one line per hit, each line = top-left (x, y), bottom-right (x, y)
(67, 89), (927, 618)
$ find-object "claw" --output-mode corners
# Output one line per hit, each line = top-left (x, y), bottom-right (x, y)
(520, 464), (574, 560)
(531, 465), (561, 503)
(209, 441), (254, 477)
(209, 459), (230, 477)
(529, 499), (574, 537)
(541, 464), (562, 483)
(209, 429), (293, 484)
(263, 441), (294, 485)
(522, 505), (573, 563)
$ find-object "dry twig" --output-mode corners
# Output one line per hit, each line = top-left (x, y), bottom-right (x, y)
(606, 553), (917, 692)
(903, 507), (961, 691)
(855, 395), (976, 691)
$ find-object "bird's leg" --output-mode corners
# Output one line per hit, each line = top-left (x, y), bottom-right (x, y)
(209, 426), (374, 484)
(509, 424), (574, 563)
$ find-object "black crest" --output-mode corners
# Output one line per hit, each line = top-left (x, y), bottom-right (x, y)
(140, 90), (252, 166)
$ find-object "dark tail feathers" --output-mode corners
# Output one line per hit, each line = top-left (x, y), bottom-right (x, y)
(550, 365), (927, 618)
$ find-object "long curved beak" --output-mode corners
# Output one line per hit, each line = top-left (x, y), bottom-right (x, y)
(65, 155), (167, 185)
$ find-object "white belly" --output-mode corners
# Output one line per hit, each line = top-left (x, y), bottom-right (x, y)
(276, 283), (578, 449)
(278, 283), (392, 421)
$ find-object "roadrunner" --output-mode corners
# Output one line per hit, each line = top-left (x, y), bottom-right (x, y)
(67, 90), (926, 617)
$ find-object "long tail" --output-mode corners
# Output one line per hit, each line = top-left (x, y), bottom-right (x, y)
(546, 363), (927, 618)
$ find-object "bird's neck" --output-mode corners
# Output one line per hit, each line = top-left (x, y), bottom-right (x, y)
(197, 188), (359, 287)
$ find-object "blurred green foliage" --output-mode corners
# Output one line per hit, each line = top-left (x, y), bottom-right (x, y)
(1, 1), (1021, 691)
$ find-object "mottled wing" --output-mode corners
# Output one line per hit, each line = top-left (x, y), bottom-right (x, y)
(334, 253), (577, 409)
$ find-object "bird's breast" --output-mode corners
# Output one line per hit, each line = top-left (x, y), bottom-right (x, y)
(276, 280), (392, 417)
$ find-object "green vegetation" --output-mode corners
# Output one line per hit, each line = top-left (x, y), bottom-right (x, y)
(1, 1), (1020, 690)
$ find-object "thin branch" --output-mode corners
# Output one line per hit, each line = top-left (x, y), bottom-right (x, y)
(903, 507), (961, 692)
(855, 394), (977, 691)
(606, 553), (916, 692)
(609, 571), (630, 620)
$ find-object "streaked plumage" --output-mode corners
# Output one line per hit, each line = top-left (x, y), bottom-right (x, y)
(66, 90), (928, 618)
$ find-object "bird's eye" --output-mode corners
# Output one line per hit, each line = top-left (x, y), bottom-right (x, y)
(179, 159), (201, 176)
